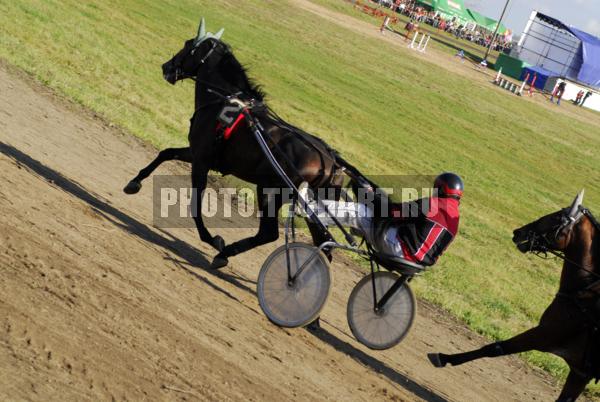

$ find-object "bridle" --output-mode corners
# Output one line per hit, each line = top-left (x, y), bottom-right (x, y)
(170, 39), (227, 83)
(526, 207), (600, 294)
(192, 40), (220, 65)
(526, 207), (584, 259)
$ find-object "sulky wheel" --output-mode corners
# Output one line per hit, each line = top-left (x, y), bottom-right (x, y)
(257, 242), (331, 328)
(347, 271), (416, 350)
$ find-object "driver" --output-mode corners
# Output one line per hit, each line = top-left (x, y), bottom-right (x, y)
(301, 172), (463, 267)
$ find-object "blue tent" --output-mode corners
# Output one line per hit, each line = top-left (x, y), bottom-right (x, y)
(520, 13), (600, 88)
(568, 27), (600, 87)
(520, 65), (556, 90)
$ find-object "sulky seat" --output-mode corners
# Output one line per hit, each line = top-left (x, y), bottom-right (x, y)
(371, 253), (427, 276)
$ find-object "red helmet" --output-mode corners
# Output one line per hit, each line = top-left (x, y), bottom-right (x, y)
(434, 172), (464, 199)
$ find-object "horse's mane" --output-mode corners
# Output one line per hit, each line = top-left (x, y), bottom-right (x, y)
(220, 43), (340, 161)
(592, 212), (600, 271)
(221, 44), (266, 102)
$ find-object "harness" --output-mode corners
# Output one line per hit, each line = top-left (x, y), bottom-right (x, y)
(199, 87), (337, 187)
(178, 38), (339, 187)
(215, 97), (252, 140)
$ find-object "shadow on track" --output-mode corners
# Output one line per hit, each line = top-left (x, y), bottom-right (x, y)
(1, 141), (447, 402)
(311, 327), (448, 402)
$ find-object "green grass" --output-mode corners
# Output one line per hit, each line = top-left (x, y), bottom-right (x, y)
(2, 0), (600, 394)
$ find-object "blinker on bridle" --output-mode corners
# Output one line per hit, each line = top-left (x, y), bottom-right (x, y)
(191, 17), (224, 60)
(172, 17), (225, 82)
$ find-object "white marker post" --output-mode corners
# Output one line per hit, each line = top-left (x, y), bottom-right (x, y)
(518, 72), (530, 96)
(494, 67), (502, 84)
(418, 35), (431, 52)
(408, 32), (419, 49)
(417, 33), (426, 50)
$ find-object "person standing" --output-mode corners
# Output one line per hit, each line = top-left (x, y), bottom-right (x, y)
(580, 90), (593, 107)
(404, 20), (415, 41)
(574, 90), (585, 105)
(550, 81), (567, 105)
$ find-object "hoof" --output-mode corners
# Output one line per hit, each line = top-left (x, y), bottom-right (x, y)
(427, 353), (445, 368)
(211, 235), (225, 252)
(306, 318), (321, 331)
(210, 255), (229, 270)
(123, 180), (142, 194)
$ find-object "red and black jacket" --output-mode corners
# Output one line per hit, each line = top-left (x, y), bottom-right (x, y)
(390, 197), (460, 266)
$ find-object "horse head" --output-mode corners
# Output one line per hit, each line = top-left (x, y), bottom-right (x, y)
(512, 190), (585, 254)
(162, 18), (227, 85)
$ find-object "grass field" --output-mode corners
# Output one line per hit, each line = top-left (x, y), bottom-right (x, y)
(310, 0), (503, 63)
(2, 0), (600, 393)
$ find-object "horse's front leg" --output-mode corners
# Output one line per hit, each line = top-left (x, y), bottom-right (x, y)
(428, 325), (559, 368)
(210, 186), (281, 269)
(124, 147), (192, 194)
(190, 161), (225, 253)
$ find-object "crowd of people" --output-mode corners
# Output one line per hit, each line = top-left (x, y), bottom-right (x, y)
(375, 0), (513, 53)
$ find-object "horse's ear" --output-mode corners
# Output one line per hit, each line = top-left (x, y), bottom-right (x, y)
(214, 28), (225, 40)
(568, 189), (585, 218)
(197, 18), (206, 42)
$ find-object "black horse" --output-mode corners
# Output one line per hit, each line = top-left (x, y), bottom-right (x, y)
(124, 20), (349, 269)
(428, 190), (600, 401)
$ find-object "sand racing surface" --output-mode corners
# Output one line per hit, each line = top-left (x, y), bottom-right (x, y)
(0, 58), (577, 401)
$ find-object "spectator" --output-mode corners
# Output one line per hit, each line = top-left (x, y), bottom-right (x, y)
(550, 81), (567, 105)
(574, 90), (585, 105)
(405, 19), (415, 41)
(580, 90), (593, 107)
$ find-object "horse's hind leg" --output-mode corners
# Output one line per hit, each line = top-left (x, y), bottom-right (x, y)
(556, 370), (590, 402)
(124, 147), (192, 194)
(428, 326), (557, 368)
